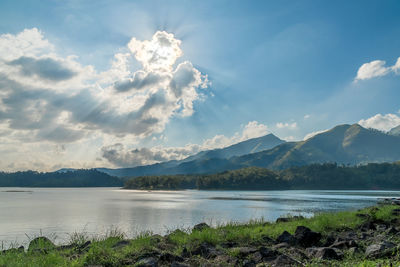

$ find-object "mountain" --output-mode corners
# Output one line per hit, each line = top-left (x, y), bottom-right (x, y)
(97, 134), (285, 177)
(389, 125), (400, 136)
(231, 124), (400, 169)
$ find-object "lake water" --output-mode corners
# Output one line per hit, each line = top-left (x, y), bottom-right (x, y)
(1, 188), (399, 246)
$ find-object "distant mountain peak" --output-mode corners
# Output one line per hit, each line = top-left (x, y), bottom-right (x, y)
(389, 125), (400, 136)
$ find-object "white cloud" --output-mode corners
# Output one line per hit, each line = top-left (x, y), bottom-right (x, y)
(276, 122), (297, 129)
(358, 113), (400, 132)
(304, 114), (310, 119)
(355, 57), (400, 81)
(0, 28), (210, 171)
(101, 121), (269, 167)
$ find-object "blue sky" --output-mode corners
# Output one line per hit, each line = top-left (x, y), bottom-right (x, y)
(0, 0), (400, 170)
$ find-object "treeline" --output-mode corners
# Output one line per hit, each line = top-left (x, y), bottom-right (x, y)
(124, 162), (400, 190)
(0, 169), (123, 187)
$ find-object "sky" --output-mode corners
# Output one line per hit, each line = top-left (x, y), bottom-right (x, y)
(0, 0), (400, 171)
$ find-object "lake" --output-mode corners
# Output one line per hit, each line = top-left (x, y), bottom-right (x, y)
(1, 188), (399, 246)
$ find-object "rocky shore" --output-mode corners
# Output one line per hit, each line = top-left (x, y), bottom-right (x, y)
(2, 204), (400, 266)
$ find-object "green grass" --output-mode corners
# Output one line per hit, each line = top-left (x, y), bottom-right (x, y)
(0, 204), (399, 266)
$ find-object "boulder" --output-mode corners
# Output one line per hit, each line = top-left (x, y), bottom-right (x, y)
(271, 255), (298, 267)
(191, 242), (218, 258)
(365, 241), (396, 259)
(159, 252), (183, 263)
(259, 246), (279, 260)
(329, 240), (358, 249)
(28, 237), (55, 252)
(235, 247), (258, 257)
(391, 208), (400, 216)
(306, 247), (343, 260)
(294, 226), (321, 247)
(276, 231), (296, 245)
(193, 222), (210, 231)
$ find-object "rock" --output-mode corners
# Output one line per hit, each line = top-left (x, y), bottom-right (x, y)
(323, 235), (336, 247)
(259, 246), (279, 260)
(294, 226), (321, 247)
(365, 241), (396, 258)
(276, 231), (296, 245)
(250, 252), (264, 263)
(78, 241), (91, 252)
(159, 252), (183, 263)
(276, 217), (291, 223)
(112, 240), (130, 249)
(28, 237), (55, 252)
(243, 259), (256, 267)
(271, 255), (298, 267)
(306, 247), (343, 260)
(136, 257), (158, 267)
(360, 221), (376, 231)
(193, 222), (210, 231)
(191, 242), (218, 258)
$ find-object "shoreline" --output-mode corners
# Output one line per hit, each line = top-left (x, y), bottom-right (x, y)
(2, 203), (400, 266)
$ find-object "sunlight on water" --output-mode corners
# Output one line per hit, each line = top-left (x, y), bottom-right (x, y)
(1, 188), (399, 246)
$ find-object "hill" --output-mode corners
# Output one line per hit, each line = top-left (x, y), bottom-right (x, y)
(231, 124), (400, 169)
(0, 169), (123, 187)
(389, 125), (400, 136)
(124, 162), (400, 190)
(98, 133), (285, 177)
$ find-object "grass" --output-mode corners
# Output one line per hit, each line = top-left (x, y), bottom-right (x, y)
(0, 204), (399, 266)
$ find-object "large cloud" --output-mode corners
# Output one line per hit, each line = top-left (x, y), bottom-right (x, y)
(0, 28), (210, 171)
(355, 57), (400, 81)
(0, 29), (209, 144)
(101, 121), (269, 167)
(358, 113), (400, 132)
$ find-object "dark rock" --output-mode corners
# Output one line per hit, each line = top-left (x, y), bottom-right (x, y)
(28, 237), (55, 252)
(193, 222), (210, 231)
(365, 241), (396, 258)
(261, 235), (275, 244)
(112, 240), (130, 249)
(191, 242), (218, 258)
(56, 243), (76, 251)
(271, 255), (298, 267)
(306, 247), (343, 260)
(259, 246), (279, 260)
(159, 252), (183, 263)
(323, 235), (336, 247)
(276, 231), (296, 245)
(294, 226), (321, 247)
(136, 257), (158, 267)
(375, 224), (388, 232)
(360, 221), (376, 231)
(242, 259), (256, 267)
